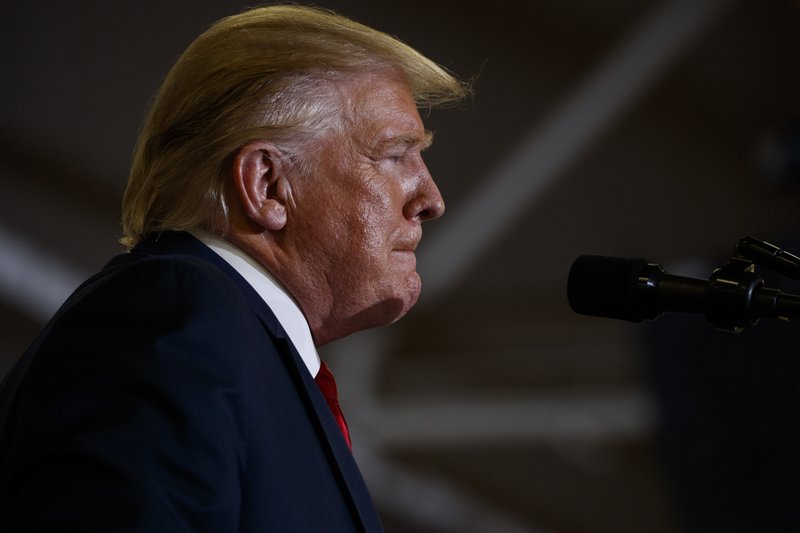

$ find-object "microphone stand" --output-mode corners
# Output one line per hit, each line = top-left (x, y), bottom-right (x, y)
(705, 237), (800, 332)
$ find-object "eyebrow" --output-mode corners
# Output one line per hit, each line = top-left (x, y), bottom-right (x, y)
(421, 130), (434, 150)
(377, 129), (435, 151)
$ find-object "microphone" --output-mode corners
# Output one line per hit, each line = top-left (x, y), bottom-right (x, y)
(567, 254), (800, 331)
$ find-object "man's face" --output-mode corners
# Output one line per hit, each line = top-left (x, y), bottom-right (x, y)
(285, 73), (444, 344)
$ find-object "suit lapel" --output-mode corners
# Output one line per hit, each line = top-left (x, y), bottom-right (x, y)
(132, 231), (383, 532)
(269, 335), (383, 532)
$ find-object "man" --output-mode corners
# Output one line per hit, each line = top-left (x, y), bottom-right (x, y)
(0, 5), (469, 531)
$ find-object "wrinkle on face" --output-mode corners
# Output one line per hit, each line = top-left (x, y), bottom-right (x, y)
(272, 72), (444, 345)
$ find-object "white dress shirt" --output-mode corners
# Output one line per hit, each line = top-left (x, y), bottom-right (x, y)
(189, 229), (321, 378)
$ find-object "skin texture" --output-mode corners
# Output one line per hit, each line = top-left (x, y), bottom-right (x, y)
(226, 72), (444, 346)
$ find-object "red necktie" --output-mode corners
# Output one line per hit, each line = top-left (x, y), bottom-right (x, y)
(314, 362), (352, 449)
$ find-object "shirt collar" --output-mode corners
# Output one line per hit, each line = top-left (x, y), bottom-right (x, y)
(189, 228), (321, 377)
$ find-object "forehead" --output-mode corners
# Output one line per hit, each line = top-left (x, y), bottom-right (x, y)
(345, 74), (425, 144)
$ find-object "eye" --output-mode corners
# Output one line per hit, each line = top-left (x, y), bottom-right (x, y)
(385, 148), (412, 164)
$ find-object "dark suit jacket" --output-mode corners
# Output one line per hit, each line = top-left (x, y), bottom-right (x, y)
(0, 231), (383, 532)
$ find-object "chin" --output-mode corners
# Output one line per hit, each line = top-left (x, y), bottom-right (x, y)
(388, 296), (418, 325)
(374, 282), (422, 326)
(394, 274), (422, 321)
(343, 274), (423, 333)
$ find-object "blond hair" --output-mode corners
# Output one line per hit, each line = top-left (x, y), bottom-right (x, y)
(120, 5), (470, 248)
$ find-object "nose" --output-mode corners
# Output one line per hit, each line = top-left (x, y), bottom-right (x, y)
(405, 172), (445, 222)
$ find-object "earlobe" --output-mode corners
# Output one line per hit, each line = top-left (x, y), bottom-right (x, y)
(259, 200), (287, 230)
(232, 141), (289, 231)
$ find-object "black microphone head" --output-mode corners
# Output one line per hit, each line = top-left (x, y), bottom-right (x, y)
(567, 255), (652, 322)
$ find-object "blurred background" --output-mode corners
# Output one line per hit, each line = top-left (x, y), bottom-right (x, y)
(2, 1), (800, 531)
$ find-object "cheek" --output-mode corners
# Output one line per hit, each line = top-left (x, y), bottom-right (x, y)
(352, 187), (396, 247)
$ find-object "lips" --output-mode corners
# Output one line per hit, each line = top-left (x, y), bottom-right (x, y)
(393, 244), (418, 254)
(390, 239), (418, 265)
(390, 249), (417, 271)
(393, 230), (422, 253)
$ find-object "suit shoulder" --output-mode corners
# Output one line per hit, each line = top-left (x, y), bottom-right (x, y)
(64, 252), (252, 323)
(33, 252), (269, 376)
(102, 251), (240, 296)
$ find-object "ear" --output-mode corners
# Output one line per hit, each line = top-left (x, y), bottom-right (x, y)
(232, 141), (289, 231)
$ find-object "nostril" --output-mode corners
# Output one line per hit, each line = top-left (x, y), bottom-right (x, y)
(423, 197), (445, 221)
(405, 178), (445, 221)
(409, 199), (444, 222)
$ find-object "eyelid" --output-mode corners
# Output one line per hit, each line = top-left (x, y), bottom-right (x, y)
(381, 130), (433, 151)
(371, 130), (433, 162)
(386, 151), (405, 162)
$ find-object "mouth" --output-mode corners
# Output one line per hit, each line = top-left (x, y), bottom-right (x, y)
(393, 243), (418, 253)
(394, 232), (422, 254)
(390, 248), (418, 267)
(391, 228), (422, 266)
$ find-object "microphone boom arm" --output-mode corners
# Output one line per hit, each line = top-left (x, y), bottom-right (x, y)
(567, 236), (800, 333)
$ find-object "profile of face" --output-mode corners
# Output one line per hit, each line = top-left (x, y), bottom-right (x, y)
(285, 73), (445, 344)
